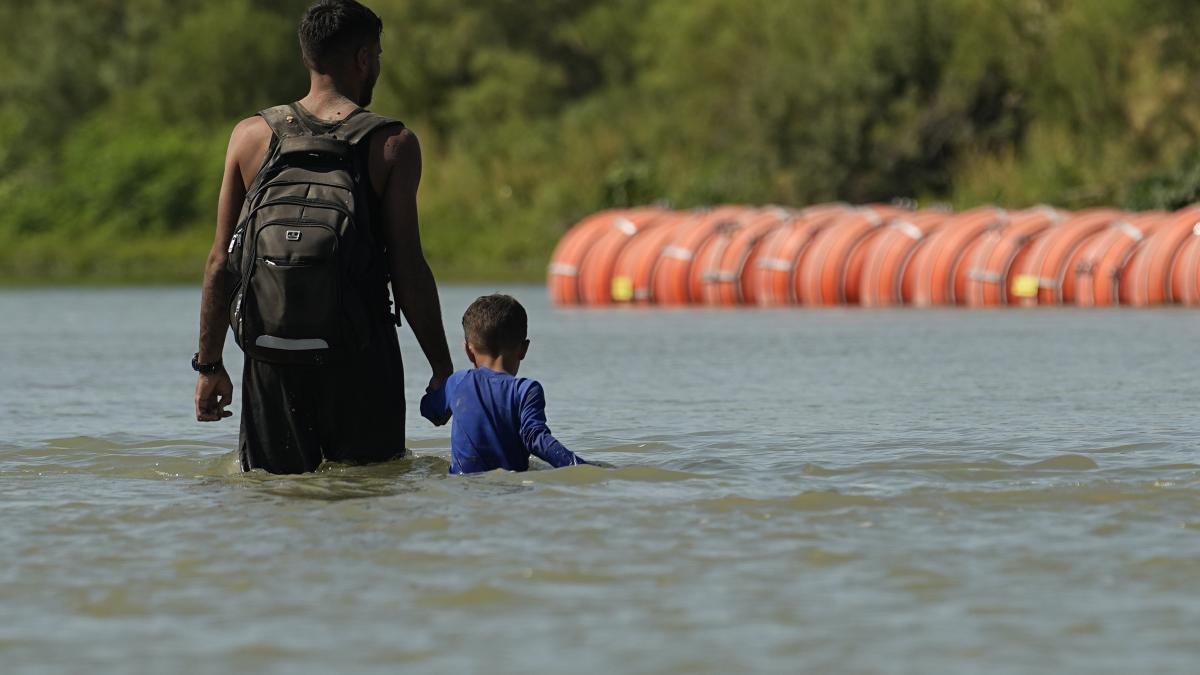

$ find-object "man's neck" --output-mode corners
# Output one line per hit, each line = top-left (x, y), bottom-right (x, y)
(298, 76), (361, 122)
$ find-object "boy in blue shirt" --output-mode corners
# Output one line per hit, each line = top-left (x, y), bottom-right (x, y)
(420, 294), (589, 474)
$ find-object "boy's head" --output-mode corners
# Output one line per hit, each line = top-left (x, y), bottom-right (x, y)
(462, 294), (530, 369)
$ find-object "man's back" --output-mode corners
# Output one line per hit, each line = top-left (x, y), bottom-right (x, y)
(229, 101), (411, 472)
(226, 101), (414, 203)
(194, 1), (454, 475)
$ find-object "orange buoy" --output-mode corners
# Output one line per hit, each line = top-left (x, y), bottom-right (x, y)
(797, 205), (906, 306)
(1121, 206), (1200, 306)
(753, 204), (849, 306)
(1171, 225), (1200, 306)
(687, 208), (762, 304)
(576, 208), (668, 305)
(960, 207), (1065, 307)
(909, 207), (1008, 306)
(608, 211), (697, 304)
(962, 207), (1064, 307)
(1169, 219), (1200, 305)
(859, 210), (949, 307)
(651, 206), (748, 305)
(547, 209), (629, 305)
(1072, 213), (1167, 307)
(1010, 209), (1124, 306)
(697, 207), (794, 306)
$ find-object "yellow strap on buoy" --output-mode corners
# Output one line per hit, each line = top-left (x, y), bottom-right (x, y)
(1011, 274), (1040, 298)
(611, 276), (634, 302)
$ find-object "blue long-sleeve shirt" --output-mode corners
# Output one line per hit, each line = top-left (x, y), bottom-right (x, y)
(419, 368), (588, 474)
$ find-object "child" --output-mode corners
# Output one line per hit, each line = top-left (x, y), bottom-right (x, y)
(420, 293), (589, 474)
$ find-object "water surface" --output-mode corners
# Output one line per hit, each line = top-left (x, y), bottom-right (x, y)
(1, 286), (1198, 674)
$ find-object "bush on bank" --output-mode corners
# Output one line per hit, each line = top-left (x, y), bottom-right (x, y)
(2, 0), (1200, 283)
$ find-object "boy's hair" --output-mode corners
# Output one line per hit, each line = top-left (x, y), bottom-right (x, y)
(463, 294), (528, 356)
(299, 0), (383, 73)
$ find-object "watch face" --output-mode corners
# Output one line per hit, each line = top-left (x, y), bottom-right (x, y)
(192, 353), (217, 373)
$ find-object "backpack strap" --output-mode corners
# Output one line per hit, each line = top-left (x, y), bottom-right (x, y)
(338, 111), (405, 146)
(260, 104), (403, 145)
(259, 104), (306, 141)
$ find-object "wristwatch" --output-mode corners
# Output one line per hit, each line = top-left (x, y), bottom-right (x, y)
(192, 352), (224, 375)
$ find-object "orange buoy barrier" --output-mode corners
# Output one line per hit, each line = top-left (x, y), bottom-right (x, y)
(1072, 212), (1167, 307)
(549, 203), (1200, 308)
(908, 208), (1007, 307)
(753, 204), (849, 306)
(797, 205), (905, 306)
(858, 210), (949, 308)
(697, 207), (794, 306)
(1120, 206), (1200, 306)
(576, 208), (668, 306)
(651, 206), (748, 305)
(1010, 209), (1124, 306)
(547, 209), (629, 305)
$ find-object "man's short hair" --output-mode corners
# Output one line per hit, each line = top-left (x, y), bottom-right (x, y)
(463, 294), (528, 356)
(299, 0), (383, 73)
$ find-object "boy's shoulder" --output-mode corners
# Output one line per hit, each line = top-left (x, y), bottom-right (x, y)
(514, 376), (545, 402)
(449, 368), (535, 391)
(456, 367), (535, 383)
(451, 368), (547, 388)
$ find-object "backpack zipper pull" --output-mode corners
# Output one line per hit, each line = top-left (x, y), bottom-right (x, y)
(227, 231), (242, 254)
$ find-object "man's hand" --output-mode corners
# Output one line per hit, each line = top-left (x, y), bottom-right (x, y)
(420, 374), (452, 426)
(195, 370), (234, 421)
(426, 371), (451, 394)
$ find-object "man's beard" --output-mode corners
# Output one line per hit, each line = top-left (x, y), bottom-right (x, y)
(358, 79), (376, 107)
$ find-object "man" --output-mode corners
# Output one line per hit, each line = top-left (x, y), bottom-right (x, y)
(193, 0), (453, 473)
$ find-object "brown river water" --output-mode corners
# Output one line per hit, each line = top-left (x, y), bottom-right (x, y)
(1, 285), (1198, 674)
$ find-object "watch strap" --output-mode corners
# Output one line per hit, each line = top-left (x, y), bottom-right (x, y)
(192, 352), (224, 374)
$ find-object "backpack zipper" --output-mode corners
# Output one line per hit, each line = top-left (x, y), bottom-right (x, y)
(246, 179), (352, 205)
(237, 219), (337, 299)
(254, 196), (354, 220)
(262, 256), (317, 268)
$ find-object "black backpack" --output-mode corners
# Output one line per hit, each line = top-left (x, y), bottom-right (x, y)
(227, 103), (401, 366)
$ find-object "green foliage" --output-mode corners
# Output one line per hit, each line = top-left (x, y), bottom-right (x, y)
(3, 0), (1200, 283)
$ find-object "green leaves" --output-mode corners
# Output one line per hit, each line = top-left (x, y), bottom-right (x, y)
(3, 0), (1200, 282)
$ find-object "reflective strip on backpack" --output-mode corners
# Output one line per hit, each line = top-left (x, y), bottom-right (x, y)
(254, 336), (330, 351)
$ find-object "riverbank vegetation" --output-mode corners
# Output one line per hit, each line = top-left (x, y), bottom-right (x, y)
(3, 0), (1200, 283)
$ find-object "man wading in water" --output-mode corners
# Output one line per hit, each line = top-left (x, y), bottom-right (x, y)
(193, 0), (453, 473)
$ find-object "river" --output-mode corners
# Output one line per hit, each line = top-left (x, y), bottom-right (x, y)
(1, 286), (1198, 674)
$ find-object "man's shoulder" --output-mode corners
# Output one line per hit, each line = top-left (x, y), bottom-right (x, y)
(363, 117), (418, 195)
(371, 124), (419, 165)
(225, 115), (273, 186)
(227, 115), (272, 165)
(230, 115), (271, 144)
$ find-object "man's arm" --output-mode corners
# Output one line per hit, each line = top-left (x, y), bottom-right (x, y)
(519, 381), (588, 468)
(375, 127), (454, 388)
(194, 117), (269, 422)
